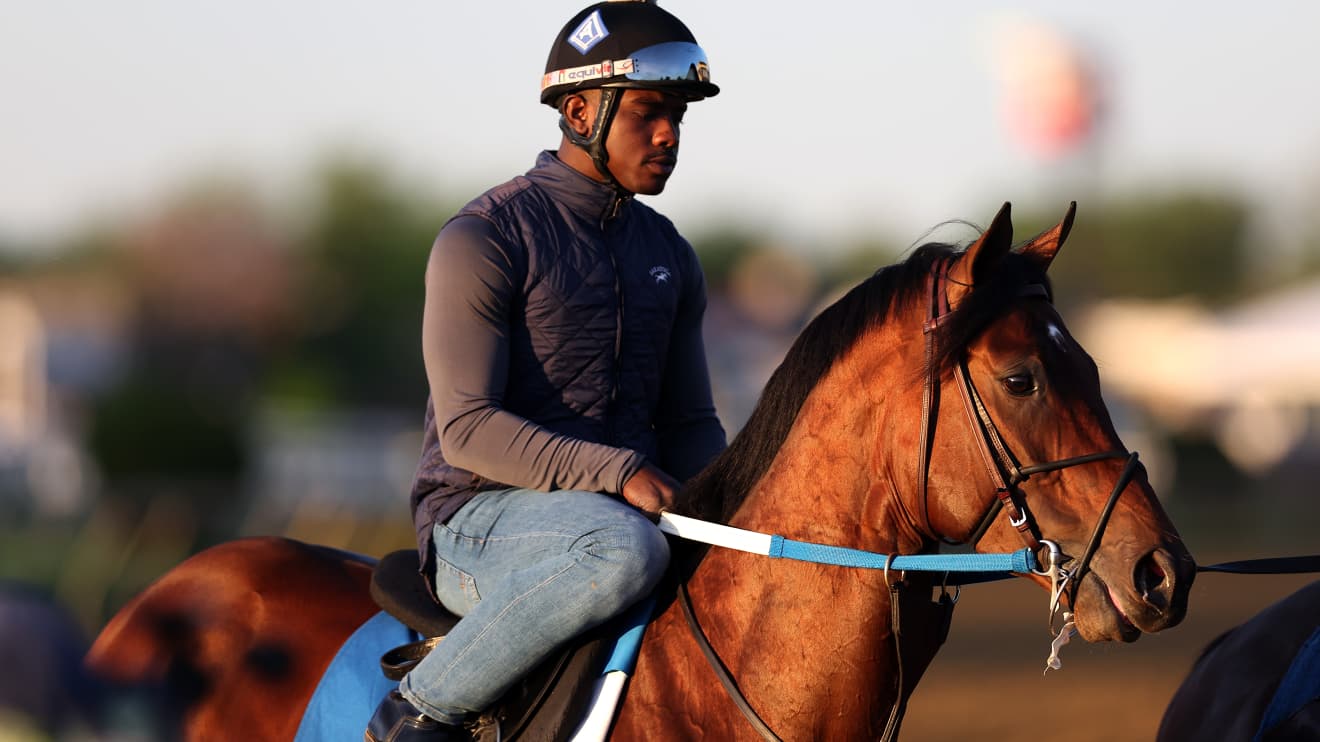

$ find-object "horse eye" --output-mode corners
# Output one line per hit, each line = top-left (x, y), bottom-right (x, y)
(1003, 373), (1037, 397)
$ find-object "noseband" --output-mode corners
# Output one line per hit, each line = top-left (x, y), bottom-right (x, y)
(914, 255), (1141, 603)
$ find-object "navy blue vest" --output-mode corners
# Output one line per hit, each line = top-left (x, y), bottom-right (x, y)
(410, 152), (705, 554)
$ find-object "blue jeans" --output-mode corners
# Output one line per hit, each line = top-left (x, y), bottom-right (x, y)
(398, 488), (670, 725)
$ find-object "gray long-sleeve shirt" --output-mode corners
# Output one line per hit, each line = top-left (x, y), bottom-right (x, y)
(409, 152), (726, 564)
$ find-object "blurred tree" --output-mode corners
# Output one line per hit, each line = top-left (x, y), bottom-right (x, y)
(88, 378), (245, 480)
(689, 227), (761, 290)
(822, 236), (902, 289)
(83, 186), (288, 514)
(1288, 206), (1320, 282)
(273, 159), (447, 409)
(1044, 192), (1251, 308)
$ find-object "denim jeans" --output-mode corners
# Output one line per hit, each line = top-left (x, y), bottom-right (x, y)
(398, 488), (670, 725)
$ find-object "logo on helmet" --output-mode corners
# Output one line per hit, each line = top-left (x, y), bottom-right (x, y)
(567, 10), (609, 55)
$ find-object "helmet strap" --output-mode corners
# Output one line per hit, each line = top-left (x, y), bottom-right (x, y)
(558, 87), (628, 193)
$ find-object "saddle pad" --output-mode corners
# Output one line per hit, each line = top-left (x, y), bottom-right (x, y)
(293, 610), (420, 742)
(1254, 623), (1320, 742)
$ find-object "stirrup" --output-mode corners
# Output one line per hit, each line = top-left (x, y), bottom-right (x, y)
(381, 636), (445, 681)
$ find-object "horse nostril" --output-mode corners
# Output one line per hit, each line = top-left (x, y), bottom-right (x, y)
(1135, 551), (1169, 609)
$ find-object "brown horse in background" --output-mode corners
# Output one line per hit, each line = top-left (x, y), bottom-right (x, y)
(1158, 580), (1320, 742)
(87, 203), (1196, 740)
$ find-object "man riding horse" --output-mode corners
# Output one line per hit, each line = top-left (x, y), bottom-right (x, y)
(367, 2), (728, 739)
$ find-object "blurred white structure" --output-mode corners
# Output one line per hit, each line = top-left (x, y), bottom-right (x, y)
(0, 291), (46, 445)
(1078, 280), (1320, 473)
(0, 288), (99, 515)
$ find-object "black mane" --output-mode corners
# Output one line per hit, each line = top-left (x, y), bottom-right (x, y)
(673, 241), (1050, 523)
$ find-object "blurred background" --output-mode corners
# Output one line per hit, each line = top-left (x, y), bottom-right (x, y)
(2, 1), (1319, 739)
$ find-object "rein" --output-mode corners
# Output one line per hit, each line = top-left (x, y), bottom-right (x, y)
(673, 256), (1163, 741)
(659, 513), (1041, 742)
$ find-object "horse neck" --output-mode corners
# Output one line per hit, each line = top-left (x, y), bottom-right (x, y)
(723, 310), (929, 550)
(675, 317), (934, 738)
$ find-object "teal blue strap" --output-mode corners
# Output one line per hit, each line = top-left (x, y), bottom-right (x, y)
(768, 535), (1037, 575)
(602, 595), (655, 675)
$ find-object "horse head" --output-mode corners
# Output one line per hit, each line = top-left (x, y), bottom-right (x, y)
(914, 202), (1194, 642)
(655, 204), (1196, 738)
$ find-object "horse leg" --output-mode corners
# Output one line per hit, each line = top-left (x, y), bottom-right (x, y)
(86, 537), (379, 741)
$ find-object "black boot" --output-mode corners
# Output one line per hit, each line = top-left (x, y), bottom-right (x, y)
(364, 691), (469, 742)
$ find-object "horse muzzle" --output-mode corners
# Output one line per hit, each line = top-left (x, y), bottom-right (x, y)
(1073, 543), (1195, 642)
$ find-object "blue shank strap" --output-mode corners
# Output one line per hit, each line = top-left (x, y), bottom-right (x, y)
(769, 535), (1037, 574)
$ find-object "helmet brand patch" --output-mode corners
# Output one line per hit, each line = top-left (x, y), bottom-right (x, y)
(541, 58), (634, 92)
(568, 10), (609, 54)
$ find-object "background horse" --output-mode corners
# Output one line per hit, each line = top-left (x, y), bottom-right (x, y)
(1158, 579), (1320, 741)
(0, 582), (105, 737)
(87, 203), (1196, 740)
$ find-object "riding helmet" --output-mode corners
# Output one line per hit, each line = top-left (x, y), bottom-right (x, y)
(541, 1), (719, 106)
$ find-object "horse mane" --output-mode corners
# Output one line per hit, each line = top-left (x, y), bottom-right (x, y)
(674, 240), (1051, 523)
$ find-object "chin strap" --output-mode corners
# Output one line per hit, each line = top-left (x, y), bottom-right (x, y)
(559, 87), (629, 193)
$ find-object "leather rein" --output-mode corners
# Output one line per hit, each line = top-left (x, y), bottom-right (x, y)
(678, 255), (1145, 742)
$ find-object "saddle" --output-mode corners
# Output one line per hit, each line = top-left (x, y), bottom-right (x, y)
(370, 550), (612, 742)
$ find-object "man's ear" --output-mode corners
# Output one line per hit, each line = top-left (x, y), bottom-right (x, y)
(560, 93), (594, 137)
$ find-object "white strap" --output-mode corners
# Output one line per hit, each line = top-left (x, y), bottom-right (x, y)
(657, 512), (774, 555)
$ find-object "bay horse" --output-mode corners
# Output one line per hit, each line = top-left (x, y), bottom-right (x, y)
(1158, 580), (1320, 741)
(87, 203), (1196, 740)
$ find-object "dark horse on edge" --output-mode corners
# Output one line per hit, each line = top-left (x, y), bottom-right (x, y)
(1159, 579), (1320, 742)
(87, 203), (1196, 740)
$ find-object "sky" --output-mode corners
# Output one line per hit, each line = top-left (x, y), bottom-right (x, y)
(5, 1), (1320, 253)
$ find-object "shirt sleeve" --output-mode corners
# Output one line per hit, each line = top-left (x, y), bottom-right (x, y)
(654, 244), (728, 482)
(423, 215), (645, 494)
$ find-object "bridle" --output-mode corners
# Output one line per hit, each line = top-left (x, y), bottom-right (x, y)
(679, 253), (1147, 742)
(915, 254), (1142, 600)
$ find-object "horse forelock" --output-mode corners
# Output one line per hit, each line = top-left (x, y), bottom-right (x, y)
(925, 248), (1054, 382)
(675, 241), (1050, 524)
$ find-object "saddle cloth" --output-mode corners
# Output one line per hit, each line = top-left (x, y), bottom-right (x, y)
(294, 550), (611, 742)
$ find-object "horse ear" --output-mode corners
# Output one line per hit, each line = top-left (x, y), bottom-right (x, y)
(948, 202), (1014, 306)
(1019, 201), (1077, 271)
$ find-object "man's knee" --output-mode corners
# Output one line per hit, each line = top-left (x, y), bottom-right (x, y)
(578, 512), (670, 607)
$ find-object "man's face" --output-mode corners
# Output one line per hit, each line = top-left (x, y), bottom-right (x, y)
(603, 89), (687, 195)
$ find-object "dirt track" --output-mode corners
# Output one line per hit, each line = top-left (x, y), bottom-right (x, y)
(901, 572), (1315, 741)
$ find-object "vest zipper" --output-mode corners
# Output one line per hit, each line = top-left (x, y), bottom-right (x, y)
(603, 207), (625, 445)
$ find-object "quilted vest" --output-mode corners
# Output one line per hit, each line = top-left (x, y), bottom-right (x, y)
(410, 151), (703, 543)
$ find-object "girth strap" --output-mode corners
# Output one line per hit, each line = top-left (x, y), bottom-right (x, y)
(677, 582), (782, 742)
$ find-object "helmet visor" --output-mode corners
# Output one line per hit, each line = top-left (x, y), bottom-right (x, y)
(619, 41), (713, 87)
(542, 41), (718, 99)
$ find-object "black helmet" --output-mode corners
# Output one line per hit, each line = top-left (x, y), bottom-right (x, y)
(542, 1), (718, 192)
(541, 1), (719, 107)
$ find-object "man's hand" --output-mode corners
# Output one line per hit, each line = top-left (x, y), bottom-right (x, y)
(621, 463), (680, 518)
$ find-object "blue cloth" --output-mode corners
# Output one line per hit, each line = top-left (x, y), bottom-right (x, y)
(1254, 624), (1320, 742)
(602, 596), (655, 675)
(400, 488), (670, 726)
(293, 611), (420, 742)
